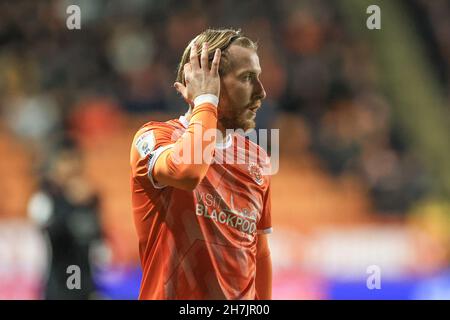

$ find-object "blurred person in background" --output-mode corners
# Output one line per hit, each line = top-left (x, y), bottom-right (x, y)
(27, 138), (102, 299)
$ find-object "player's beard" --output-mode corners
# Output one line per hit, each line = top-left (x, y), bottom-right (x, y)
(218, 104), (256, 132)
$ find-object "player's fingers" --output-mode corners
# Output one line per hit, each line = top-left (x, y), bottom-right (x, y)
(200, 42), (209, 71)
(183, 63), (192, 81)
(210, 48), (221, 75)
(189, 43), (199, 70)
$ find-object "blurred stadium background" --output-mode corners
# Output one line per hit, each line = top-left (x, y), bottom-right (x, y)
(0, 0), (449, 299)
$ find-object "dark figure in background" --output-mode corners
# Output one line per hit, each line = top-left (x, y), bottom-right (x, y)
(28, 141), (102, 299)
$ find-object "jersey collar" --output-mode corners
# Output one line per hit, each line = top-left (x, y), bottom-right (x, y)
(179, 115), (189, 128)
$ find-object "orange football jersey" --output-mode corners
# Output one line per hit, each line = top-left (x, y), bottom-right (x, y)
(130, 115), (272, 299)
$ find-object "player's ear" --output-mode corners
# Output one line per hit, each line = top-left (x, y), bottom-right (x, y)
(173, 82), (194, 107)
(173, 82), (186, 98)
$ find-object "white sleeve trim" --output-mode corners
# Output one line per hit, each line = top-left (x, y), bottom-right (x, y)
(194, 94), (219, 107)
(257, 227), (273, 235)
(147, 144), (174, 189)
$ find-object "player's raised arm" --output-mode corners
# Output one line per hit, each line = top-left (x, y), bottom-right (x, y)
(152, 43), (221, 191)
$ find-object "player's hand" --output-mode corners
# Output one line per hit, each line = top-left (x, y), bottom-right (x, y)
(174, 42), (221, 105)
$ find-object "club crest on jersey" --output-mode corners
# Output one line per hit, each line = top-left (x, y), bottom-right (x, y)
(135, 131), (155, 158)
(248, 162), (263, 185)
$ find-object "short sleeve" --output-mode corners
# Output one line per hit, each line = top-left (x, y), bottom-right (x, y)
(257, 182), (272, 234)
(130, 124), (176, 189)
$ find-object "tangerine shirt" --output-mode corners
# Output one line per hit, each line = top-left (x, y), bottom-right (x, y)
(130, 110), (272, 300)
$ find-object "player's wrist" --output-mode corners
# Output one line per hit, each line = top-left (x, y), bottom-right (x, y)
(193, 94), (219, 107)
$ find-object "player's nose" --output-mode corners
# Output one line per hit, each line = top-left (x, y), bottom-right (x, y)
(254, 78), (266, 101)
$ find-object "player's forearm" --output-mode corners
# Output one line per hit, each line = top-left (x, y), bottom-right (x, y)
(255, 253), (272, 300)
(168, 102), (217, 176)
(154, 102), (217, 190)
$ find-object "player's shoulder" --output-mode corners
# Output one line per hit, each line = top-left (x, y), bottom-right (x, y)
(134, 118), (185, 139)
(131, 117), (185, 160)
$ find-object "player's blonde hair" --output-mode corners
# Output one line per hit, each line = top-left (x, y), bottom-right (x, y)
(176, 28), (258, 85)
